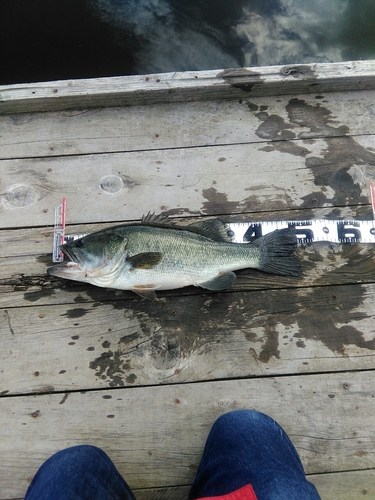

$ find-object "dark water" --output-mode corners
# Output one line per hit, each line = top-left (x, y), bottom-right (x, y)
(1, 0), (375, 84)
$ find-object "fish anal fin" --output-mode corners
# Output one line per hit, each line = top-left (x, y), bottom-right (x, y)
(131, 285), (160, 301)
(189, 219), (233, 242)
(197, 272), (236, 291)
(127, 252), (163, 269)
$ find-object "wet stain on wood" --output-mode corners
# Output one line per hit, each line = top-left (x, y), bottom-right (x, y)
(254, 283), (373, 359)
(253, 111), (296, 141)
(87, 278), (374, 385)
(259, 141), (308, 157)
(248, 97), (374, 208)
(201, 185), (296, 215)
(301, 136), (373, 207)
(60, 308), (90, 319)
(126, 373), (137, 384)
(286, 98), (349, 137)
(218, 68), (264, 93)
(201, 187), (244, 214)
(89, 350), (128, 387)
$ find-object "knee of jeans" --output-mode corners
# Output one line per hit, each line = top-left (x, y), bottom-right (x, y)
(52, 444), (108, 463)
(213, 409), (275, 432)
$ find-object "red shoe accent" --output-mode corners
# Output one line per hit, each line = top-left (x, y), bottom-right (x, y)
(197, 483), (258, 500)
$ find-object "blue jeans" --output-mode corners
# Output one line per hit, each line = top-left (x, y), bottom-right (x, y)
(25, 410), (321, 500)
(189, 410), (320, 499)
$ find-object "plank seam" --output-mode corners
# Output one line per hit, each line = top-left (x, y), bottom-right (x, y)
(2, 367), (375, 399)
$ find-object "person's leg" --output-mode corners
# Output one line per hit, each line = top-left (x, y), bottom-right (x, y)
(189, 410), (321, 500)
(25, 444), (135, 500)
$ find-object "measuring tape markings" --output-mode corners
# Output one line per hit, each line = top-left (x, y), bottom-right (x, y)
(228, 220), (375, 244)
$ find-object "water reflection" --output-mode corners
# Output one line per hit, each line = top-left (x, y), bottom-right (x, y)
(1, 0), (374, 84)
(88, 0), (375, 73)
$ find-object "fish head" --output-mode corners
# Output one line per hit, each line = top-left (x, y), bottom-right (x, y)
(48, 228), (128, 287)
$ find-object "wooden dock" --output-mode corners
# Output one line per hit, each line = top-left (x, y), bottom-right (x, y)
(1, 61), (375, 499)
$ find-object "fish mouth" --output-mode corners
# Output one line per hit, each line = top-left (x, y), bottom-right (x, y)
(47, 245), (85, 279)
(47, 261), (83, 279)
(60, 245), (80, 264)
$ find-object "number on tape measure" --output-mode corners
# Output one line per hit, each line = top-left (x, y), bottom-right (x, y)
(230, 220), (375, 244)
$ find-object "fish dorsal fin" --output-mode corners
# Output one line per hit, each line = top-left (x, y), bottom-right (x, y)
(141, 212), (174, 226)
(188, 219), (233, 242)
(140, 212), (232, 242)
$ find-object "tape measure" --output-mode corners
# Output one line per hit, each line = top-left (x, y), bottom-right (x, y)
(227, 220), (375, 244)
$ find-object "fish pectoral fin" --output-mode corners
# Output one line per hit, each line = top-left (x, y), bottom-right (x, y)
(127, 252), (163, 269)
(131, 285), (160, 301)
(196, 272), (236, 291)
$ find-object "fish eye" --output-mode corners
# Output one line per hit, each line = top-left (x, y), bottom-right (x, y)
(75, 239), (84, 247)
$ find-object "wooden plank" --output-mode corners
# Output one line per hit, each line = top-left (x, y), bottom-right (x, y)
(1, 135), (374, 228)
(1, 371), (374, 499)
(130, 470), (375, 500)
(1, 205), (373, 259)
(4, 470), (375, 500)
(2, 232), (375, 308)
(1, 207), (375, 309)
(2, 90), (375, 160)
(1, 282), (375, 395)
(1, 60), (375, 114)
(309, 470), (375, 500)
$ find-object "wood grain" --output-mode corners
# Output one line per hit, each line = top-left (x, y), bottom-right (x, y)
(2, 63), (375, 500)
(4, 471), (375, 500)
(2, 90), (375, 160)
(1, 60), (375, 114)
(1, 372), (374, 499)
(1, 134), (374, 228)
(1, 282), (374, 395)
(133, 470), (375, 500)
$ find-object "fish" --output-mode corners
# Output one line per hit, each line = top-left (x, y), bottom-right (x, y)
(48, 213), (301, 300)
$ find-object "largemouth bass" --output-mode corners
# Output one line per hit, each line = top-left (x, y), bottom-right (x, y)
(48, 214), (301, 300)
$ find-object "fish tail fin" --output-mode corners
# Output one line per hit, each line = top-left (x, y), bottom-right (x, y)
(252, 228), (302, 277)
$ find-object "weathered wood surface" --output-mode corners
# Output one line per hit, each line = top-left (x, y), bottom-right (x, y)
(1, 60), (375, 114)
(2, 90), (375, 160)
(134, 470), (375, 500)
(1, 372), (375, 499)
(1, 282), (375, 395)
(5, 470), (375, 500)
(1, 134), (374, 228)
(1, 68), (375, 499)
(1, 206), (375, 311)
(6, 470), (375, 500)
(129, 470), (375, 500)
